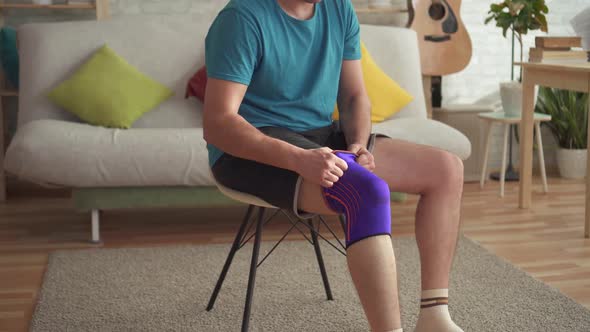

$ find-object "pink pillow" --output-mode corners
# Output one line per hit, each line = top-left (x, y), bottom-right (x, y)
(185, 66), (207, 102)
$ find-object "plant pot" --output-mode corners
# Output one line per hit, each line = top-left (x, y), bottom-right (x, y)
(499, 81), (539, 118)
(556, 148), (587, 179)
(368, 0), (391, 9)
(500, 81), (523, 117)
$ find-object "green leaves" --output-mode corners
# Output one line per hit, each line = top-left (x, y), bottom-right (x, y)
(535, 87), (589, 149)
(485, 0), (550, 81)
(485, 0), (549, 37)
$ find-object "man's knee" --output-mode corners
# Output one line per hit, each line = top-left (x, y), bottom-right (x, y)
(322, 152), (391, 247)
(431, 150), (464, 191)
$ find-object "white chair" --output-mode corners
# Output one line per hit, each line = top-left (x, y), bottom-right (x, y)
(479, 111), (552, 197)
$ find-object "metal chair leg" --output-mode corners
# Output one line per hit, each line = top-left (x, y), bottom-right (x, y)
(90, 209), (101, 244)
(309, 218), (334, 301)
(241, 207), (265, 332)
(207, 205), (255, 311)
(338, 215), (347, 238)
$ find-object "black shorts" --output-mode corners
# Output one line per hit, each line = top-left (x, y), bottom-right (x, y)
(211, 122), (377, 216)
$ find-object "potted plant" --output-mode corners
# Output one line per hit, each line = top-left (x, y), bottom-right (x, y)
(536, 87), (588, 179)
(485, 0), (549, 117)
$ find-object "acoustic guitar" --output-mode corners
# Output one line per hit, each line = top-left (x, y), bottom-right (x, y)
(408, 0), (472, 76)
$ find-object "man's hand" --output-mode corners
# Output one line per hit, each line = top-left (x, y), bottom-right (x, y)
(348, 143), (375, 172)
(294, 147), (348, 188)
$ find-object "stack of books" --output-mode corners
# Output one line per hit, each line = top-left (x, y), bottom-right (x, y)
(529, 37), (587, 62)
(571, 6), (590, 61)
(529, 37), (586, 62)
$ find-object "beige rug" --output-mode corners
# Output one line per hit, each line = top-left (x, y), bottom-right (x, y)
(31, 236), (590, 331)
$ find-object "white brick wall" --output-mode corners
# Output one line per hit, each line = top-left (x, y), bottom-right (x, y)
(444, 0), (585, 105)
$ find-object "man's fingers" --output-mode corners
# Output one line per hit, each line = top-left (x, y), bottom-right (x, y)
(357, 153), (369, 165)
(348, 144), (362, 154)
(358, 149), (374, 163)
(321, 147), (333, 153)
(321, 180), (334, 188)
(324, 172), (339, 183)
(330, 166), (344, 178)
(333, 155), (349, 171)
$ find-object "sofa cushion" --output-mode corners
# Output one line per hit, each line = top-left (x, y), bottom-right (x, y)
(16, 15), (214, 128)
(333, 42), (414, 123)
(47, 45), (173, 129)
(373, 118), (472, 160)
(4, 119), (470, 188)
(4, 120), (215, 187)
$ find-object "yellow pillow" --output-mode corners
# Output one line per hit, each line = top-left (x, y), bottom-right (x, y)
(333, 42), (413, 123)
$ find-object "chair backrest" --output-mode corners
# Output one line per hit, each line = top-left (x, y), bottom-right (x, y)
(17, 16), (425, 129)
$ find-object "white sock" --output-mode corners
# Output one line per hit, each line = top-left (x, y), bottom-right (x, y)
(414, 289), (463, 332)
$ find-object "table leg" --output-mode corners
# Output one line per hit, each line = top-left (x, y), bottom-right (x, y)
(519, 71), (535, 208)
(500, 124), (509, 197)
(480, 120), (493, 189)
(0, 96), (5, 202)
(586, 92), (590, 238)
(535, 122), (548, 193)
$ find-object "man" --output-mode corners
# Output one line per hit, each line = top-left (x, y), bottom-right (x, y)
(203, 0), (465, 331)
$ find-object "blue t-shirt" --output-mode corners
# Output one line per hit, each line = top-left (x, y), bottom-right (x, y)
(205, 0), (361, 166)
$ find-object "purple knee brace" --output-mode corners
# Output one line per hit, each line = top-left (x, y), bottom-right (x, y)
(322, 151), (391, 248)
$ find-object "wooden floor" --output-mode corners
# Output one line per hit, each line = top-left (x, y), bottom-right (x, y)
(0, 176), (589, 331)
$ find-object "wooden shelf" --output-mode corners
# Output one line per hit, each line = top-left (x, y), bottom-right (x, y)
(0, 3), (96, 10)
(0, 90), (18, 97)
(355, 6), (408, 14)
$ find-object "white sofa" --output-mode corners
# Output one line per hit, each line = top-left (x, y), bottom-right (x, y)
(4, 15), (470, 241)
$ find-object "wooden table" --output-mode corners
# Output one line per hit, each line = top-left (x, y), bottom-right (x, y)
(517, 59), (590, 238)
(0, 93), (6, 202)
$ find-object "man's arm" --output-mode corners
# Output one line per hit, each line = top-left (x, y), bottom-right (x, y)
(337, 59), (375, 170)
(203, 78), (301, 172)
(338, 59), (371, 146)
(203, 78), (347, 187)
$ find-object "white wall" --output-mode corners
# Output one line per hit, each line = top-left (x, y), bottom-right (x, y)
(443, 0), (586, 105)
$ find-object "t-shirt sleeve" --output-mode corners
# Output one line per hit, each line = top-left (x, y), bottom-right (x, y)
(343, 0), (361, 60)
(205, 9), (261, 86)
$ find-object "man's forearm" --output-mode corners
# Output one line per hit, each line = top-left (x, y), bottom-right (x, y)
(340, 95), (372, 147)
(204, 114), (303, 172)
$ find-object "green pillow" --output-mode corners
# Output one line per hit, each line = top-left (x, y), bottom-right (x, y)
(48, 45), (173, 129)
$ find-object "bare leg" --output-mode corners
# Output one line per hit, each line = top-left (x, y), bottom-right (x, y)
(372, 138), (463, 290)
(372, 138), (464, 332)
(299, 181), (402, 332)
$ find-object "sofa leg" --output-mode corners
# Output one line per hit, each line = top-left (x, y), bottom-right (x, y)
(91, 209), (101, 244)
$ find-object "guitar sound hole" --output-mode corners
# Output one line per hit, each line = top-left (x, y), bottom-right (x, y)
(428, 3), (446, 21)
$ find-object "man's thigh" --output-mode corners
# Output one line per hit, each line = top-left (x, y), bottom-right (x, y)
(371, 137), (463, 195)
(211, 125), (331, 215)
(297, 179), (336, 215)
